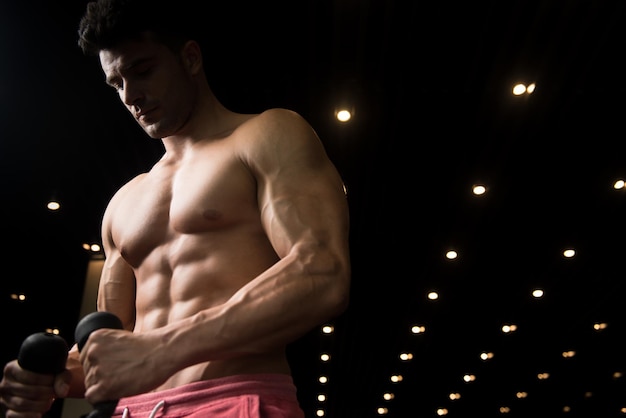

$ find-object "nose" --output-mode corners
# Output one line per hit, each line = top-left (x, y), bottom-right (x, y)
(119, 80), (143, 108)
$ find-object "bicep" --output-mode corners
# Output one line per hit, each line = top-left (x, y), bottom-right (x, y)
(96, 251), (136, 331)
(252, 111), (350, 260)
(97, 204), (137, 331)
(261, 164), (349, 259)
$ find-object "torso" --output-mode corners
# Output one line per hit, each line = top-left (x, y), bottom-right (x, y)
(106, 115), (291, 390)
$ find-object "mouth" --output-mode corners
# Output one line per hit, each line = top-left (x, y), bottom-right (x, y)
(136, 108), (156, 122)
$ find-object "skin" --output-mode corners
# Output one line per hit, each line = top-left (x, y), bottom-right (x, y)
(0, 32), (350, 416)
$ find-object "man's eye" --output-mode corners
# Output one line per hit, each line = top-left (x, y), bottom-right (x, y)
(135, 67), (151, 77)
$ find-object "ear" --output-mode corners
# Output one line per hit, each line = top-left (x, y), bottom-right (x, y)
(180, 40), (203, 75)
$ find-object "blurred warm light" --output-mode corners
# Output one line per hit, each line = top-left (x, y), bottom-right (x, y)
(449, 392), (461, 400)
(593, 322), (608, 331)
(47, 201), (60, 210)
(473, 184), (486, 195)
(377, 407), (388, 415)
(502, 324), (517, 333)
(316, 409), (325, 417)
(513, 83), (535, 95)
(463, 374), (476, 382)
(336, 109), (351, 122)
(383, 393), (395, 400)
(499, 406), (511, 413)
(584, 391), (593, 398)
(436, 408), (449, 416)
(513, 83), (526, 95)
(532, 288), (544, 298)
(563, 406), (572, 412)
(446, 250), (458, 259)
(428, 291), (439, 300)
(390, 375), (403, 383)
(480, 352), (494, 361)
(45, 328), (60, 335)
(322, 325), (334, 334)
(537, 372), (550, 380)
(320, 353), (330, 362)
(319, 375), (328, 384)
(562, 350), (576, 358)
(10, 293), (26, 301)
(317, 394), (326, 402)
(90, 243), (101, 252)
(400, 352), (413, 361)
(614, 179), (625, 189)
(411, 325), (426, 334)
(516, 391), (528, 399)
(563, 248), (576, 258)
(613, 371), (623, 379)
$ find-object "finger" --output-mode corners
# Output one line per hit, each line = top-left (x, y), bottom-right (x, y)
(1, 390), (54, 416)
(1, 362), (56, 415)
(5, 411), (44, 418)
(0, 384), (55, 411)
(4, 361), (55, 387)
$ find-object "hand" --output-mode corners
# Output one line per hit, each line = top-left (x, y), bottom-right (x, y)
(0, 360), (70, 418)
(79, 329), (169, 405)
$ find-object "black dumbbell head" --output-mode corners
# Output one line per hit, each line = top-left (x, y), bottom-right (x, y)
(75, 311), (123, 351)
(18, 332), (68, 374)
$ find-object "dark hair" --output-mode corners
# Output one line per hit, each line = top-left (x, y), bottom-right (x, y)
(77, 0), (199, 56)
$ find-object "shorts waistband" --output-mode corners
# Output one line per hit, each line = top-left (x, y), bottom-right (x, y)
(113, 373), (298, 416)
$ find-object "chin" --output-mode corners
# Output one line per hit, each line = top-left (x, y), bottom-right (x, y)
(142, 124), (167, 139)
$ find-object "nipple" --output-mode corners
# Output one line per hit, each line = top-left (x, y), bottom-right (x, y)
(202, 208), (222, 220)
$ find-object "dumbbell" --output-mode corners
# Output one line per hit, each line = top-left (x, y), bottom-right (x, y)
(17, 331), (68, 375)
(16, 312), (123, 418)
(16, 331), (68, 418)
(74, 311), (124, 418)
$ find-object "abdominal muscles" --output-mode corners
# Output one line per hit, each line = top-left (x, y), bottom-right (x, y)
(130, 226), (289, 389)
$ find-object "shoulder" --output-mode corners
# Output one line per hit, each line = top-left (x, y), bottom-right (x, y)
(233, 108), (336, 182)
(247, 107), (307, 124)
(258, 107), (309, 125)
(112, 173), (148, 200)
(102, 173), (148, 220)
(238, 108), (317, 141)
(235, 108), (324, 161)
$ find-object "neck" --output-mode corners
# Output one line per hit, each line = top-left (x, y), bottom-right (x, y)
(160, 85), (249, 158)
(161, 82), (228, 141)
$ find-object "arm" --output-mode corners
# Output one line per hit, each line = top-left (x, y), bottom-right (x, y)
(77, 182), (141, 402)
(97, 181), (139, 332)
(61, 182), (140, 400)
(66, 188), (138, 397)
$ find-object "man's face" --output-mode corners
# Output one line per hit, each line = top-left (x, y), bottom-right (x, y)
(99, 34), (194, 139)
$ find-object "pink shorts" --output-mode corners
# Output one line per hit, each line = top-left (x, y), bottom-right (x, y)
(111, 373), (305, 418)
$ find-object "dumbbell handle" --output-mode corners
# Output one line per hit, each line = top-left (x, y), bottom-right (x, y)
(74, 311), (124, 418)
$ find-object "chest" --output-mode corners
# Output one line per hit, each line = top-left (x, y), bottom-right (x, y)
(168, 156), (257, 232)
(111, 152), (258, 258)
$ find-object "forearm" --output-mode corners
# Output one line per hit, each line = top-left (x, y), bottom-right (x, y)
(157, 247), (350, 372)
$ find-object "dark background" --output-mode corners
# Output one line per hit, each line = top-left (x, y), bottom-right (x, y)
(1, 1), (626, 417)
